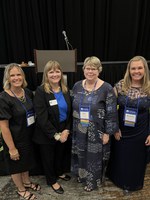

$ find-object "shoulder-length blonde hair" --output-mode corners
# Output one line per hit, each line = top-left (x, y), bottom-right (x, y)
(3, 63), (27, 90)
(123, 56), (150, 95)
(82, 56), (102, 73)
(42, 60), (68, 93)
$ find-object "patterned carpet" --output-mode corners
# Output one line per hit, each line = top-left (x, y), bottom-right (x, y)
(0, 164), (150, 200)
(102, 163), (150, 200)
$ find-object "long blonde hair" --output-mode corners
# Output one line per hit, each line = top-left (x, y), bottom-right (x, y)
(3, 63), (27, 90)
(42, 60), (68, 93)
(123, 56), (150, 95)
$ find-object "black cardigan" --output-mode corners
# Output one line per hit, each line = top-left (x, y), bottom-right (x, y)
(33, 85), (72, 144)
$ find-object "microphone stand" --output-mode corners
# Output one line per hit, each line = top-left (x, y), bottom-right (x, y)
(68, 40), (73, 50)
(64, 37), (69, 50)
(63, 32), (73, 50)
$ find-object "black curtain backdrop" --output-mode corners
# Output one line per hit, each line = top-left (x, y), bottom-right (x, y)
(0, 0), (150, 64)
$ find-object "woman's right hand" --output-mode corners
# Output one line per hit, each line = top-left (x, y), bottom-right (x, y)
(9, 148), (20, 161)
(114, 130), (122, 141)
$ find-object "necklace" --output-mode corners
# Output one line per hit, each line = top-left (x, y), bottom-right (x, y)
(84, 79), (98, 92)
(11, 88), (26, 103)
(18, 95), (26, 103)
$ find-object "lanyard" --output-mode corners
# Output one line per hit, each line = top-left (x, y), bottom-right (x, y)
(80, 79), (98, 105)
(79, 80), (97, 126)
(123, 95), (140, 127)
(125, 96), (140, 110)
(10, 89), (32, 113)
(11, 89), (35, 127)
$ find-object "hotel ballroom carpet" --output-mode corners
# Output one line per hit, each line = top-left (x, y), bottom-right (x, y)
(0, 163), (150, 200)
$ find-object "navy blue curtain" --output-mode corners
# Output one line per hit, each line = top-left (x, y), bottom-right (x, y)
(0, 0), (150, 63)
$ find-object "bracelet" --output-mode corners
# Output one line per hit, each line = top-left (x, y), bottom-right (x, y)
(54, 132), (61, 141)
(9, 149), (18, 156)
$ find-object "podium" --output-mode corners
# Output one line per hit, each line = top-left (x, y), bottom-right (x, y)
(34, 49), (77, 73)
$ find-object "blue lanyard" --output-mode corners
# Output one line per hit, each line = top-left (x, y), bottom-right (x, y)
(125, 96), (140, 109)
(80, 80), (98, 105)
(10, 89), (33, 113)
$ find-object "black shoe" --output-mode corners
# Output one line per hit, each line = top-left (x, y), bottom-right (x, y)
(59, 174), (71, 181)
(51, 184), (64, 194)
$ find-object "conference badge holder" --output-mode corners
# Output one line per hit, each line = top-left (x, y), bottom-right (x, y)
(26, 110), (35, 127)
(79, 104), (90, 127)
(123, 107), (138, 127)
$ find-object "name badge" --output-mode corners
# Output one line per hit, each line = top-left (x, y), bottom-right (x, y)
(124, 107), (138, 127)
(26, 110), (35, 127)
(79, 104), (90, 127)
(49, 99), (58, 106)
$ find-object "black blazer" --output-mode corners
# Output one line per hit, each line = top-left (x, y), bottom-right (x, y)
(33, 85), (72, 144)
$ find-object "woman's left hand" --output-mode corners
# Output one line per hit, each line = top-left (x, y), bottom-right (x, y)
(145, 135), (150, 146)
(102, 133), (109, 145)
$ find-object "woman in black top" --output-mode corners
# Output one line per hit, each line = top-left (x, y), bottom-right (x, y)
(33, 60), (72, 194)
(0, 63), (40, 200)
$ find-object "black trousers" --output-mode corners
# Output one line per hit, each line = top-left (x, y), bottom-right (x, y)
(39, 121), (71, 185)
(39, 141), (66, 185)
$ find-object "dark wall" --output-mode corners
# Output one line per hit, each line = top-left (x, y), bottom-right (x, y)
(0, 0), (150, 64)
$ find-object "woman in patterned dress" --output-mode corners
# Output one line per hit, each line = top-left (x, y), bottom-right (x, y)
(71, 56), (119, 191)
(108, 56), (150, 194)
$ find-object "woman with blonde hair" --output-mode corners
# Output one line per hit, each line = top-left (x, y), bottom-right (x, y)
(108, 56), (150, 194)
(0, 63), (40, 200)
(122, 56), (150, 94)
(33, 60), (72, 194)
(71, 56), (118, 191)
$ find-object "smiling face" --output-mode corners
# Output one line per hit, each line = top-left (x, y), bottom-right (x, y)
(47, 68), (62, 86)
(83, 65), (99, 82)
(129, 60), (145, 84)
(9, 67), (24, 90)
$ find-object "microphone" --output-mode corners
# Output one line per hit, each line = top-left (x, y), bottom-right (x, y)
(62, 30), (68, 40)
(62, 30), (73, 50)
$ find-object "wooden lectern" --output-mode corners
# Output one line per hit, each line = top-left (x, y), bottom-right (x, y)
(34, 49), (77, 73)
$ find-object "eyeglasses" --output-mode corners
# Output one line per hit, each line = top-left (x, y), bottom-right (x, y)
(84, 67), (98, 71)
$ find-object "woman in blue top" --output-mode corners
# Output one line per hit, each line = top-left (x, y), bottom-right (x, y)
(33, 60), (72, 194)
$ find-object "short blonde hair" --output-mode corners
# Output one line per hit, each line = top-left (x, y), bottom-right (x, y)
(83, 56), (102, 73)
(42, 60), (68, 93)
(3, 63), (27, 90)
(123, 56), (150, 95)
